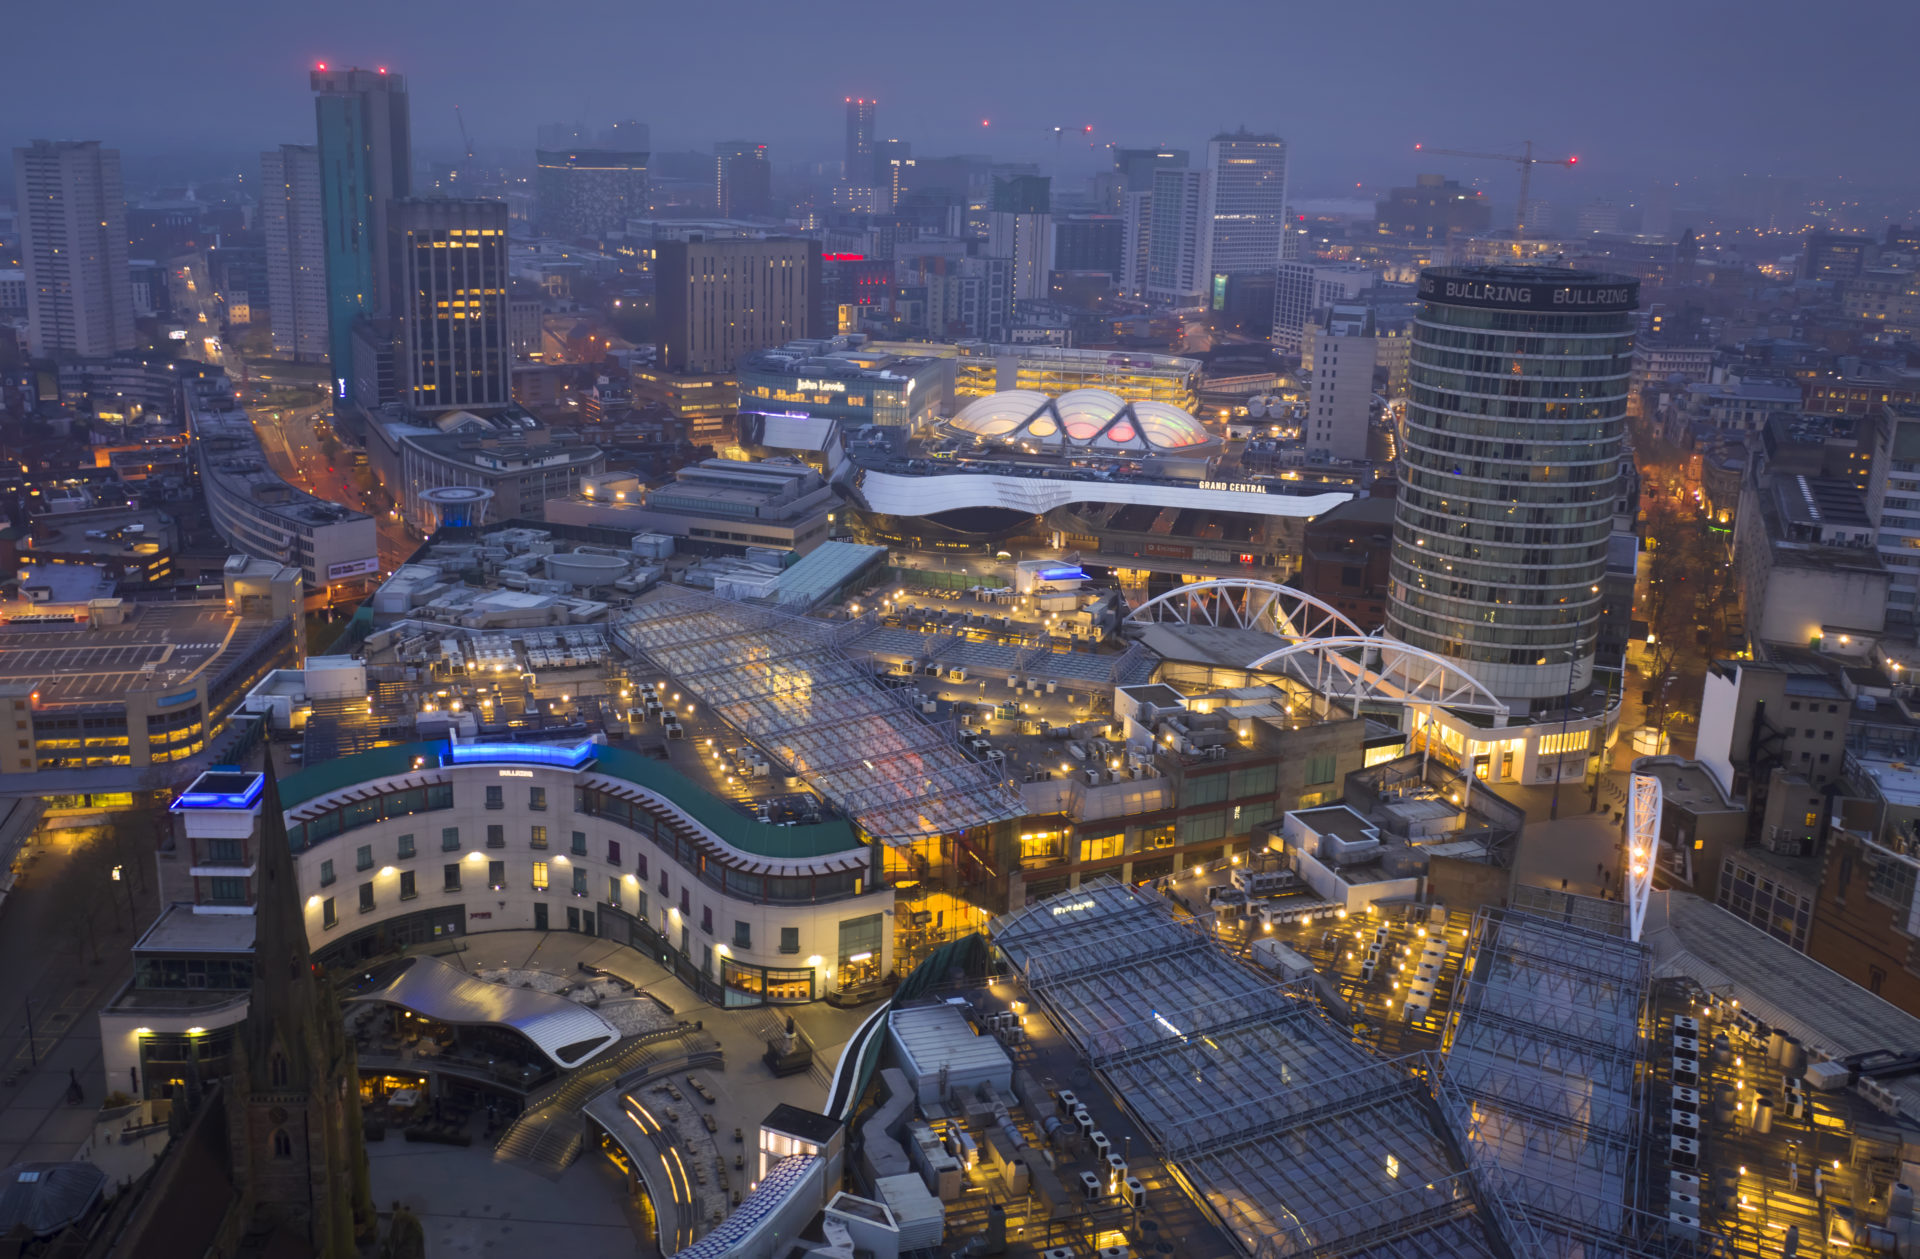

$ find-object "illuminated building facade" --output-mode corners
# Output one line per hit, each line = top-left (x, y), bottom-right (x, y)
(311, 65), (411, 399)
(1388, 266), (1637, 701)
(391, 198), (511, 413)
(14, 140), (136, 357)
(534, 148), (650, 238)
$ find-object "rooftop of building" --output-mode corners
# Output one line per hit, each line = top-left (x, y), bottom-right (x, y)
(0, 599), (264, 707)
(738, 339), (947, 384)
(187, 401), (374, 530)
(130, 902), (256, 955)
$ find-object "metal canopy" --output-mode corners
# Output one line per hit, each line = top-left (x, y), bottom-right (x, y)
(996, 883), (1733, 1259)
(614, 592), (1025, 842)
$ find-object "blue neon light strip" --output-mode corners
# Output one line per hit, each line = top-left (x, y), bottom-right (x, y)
(446, 740), (599, 770)
(1037, 566), (1087, 581)
(171, 775), (266, 811)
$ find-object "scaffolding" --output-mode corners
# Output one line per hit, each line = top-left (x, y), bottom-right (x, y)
(993, 882), (1736, 1259)
(613, 592), (1026, 843)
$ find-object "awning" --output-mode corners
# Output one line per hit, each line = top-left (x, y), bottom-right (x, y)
(346, 956), (620, 1068)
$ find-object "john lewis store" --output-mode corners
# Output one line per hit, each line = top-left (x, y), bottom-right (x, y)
(282, 739), (894, 1006)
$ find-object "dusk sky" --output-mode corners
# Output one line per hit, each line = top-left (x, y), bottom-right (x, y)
(6, 0), (1918, 197)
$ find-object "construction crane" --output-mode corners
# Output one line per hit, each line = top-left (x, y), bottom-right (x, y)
(453, 105), (475, 184)
(1414, 140), (1576, 242)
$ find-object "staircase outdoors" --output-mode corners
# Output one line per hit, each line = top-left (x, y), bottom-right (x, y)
(493, 1025), (717, 1175)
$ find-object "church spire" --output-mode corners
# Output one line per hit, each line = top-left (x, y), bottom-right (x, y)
(242, 756), (316, 1086)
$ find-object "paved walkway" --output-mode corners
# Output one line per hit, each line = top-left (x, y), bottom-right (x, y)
(369, 1139), (653, 1258)
(0, 821), (162, 1170)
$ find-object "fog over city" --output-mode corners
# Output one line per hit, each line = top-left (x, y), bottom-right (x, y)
(6, 0), (1918, 202)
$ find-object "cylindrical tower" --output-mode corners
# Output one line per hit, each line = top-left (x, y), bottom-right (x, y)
(1387, 266), (1638, 702)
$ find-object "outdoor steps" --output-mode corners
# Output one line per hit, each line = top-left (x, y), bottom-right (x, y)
(493, 1026), (717, 1175)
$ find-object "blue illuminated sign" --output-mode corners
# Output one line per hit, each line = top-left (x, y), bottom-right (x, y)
(1037, 565), (1087, 582)
(446, 740), (599, 770)
(157, 689), (198, 708)
(171, 773), (266, 811)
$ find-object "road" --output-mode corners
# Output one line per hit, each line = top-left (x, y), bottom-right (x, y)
(238, 376), (418, 572)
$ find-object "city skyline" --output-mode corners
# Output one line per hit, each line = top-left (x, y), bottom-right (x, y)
(2, 0), (1916, 199)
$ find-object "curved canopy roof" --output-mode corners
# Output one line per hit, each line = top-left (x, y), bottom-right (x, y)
(947, 390), (1215, 454)
(346, 956), (621, 1068)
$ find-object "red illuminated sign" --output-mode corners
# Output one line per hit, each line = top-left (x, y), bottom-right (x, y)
(821, 253), (867, 261)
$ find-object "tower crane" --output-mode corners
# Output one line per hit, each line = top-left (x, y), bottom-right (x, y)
(1413, 140), (1576, 242)
(454, 105), (475, 183)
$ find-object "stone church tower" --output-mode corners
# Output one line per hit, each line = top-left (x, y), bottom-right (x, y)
(227, 761), (374, 1256)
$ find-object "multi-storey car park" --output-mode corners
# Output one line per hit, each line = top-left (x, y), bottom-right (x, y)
(184, 371), (380, 591)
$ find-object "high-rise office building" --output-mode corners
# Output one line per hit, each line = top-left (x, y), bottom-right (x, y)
(1270, 261), (1375, 354)
(1204, 130), (1289, 302)
(534, 148), (649, 237)
(986, 175), (1053, 305)
(1113, 148), (1188, 299)
(1388, 267), (1638, 700)
(1113, 147), (1189, 193)
(311, 65), (412, 399)
(715, 142), (772, 218)
(1374, 174), (1491, 244)
(390, 198), (511, 413)
(13, 140), (135, 358)
(656, 235), (820, 374)
(845, 98), (876, 182)
(1304, 319), (1376, 461)
(260, 144), (329, 362)
(1145, 168), (1213, 306)
(873, 138), (912, 205)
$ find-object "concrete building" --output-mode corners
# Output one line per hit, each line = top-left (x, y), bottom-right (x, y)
(1145, 168), (1212, 307)
(1303, 321), (1376, 461)
(1204, 130), (1289, 300)
(534, 148), (649, 238)
(714, 142), (772, 219)
(371, 408), (604, 531)
(1389, 266), (1637, 702)
(1374, 174), (1490, 244)
(737, 339), (952, 428)
(655, 236), (820, 375)
(0, 554), (300, 776)
(260, 144), (329, 363)
(546, 458), (835, 556)
(391, 198), (512, 414)
(186, 373), (380, 589)
(311, 66), (412, 400)
(1731, 474), (1887, 650)
(985, 209), (1053, 305)
(1270, 261), (1375, 356)
(13, 140), (136, 358)
(1114, 149), (1189, 300)
(844, 98), (876, 183)
(1293, 494), (1396, 631)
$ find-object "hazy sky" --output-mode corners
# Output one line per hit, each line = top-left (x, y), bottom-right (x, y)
(6, 0), (1917, 198)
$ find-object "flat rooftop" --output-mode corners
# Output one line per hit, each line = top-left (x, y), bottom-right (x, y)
(132, 902), (256, 954)
(0, 601), (258, 705)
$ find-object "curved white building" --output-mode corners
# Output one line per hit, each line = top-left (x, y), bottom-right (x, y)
(284, 739), (892, 1007)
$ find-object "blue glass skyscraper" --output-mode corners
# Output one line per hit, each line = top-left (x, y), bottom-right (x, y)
(310, 65), (411, 401)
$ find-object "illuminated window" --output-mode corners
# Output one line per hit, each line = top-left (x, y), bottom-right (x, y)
(532, 862), (549, 891)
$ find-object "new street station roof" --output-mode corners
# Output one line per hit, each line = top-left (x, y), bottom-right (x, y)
(614, 591), (1026, 842)
(994, 881), (1700, 1259)
(1438, 905), (1654, 1251)
(993, 881), (1501, 1259)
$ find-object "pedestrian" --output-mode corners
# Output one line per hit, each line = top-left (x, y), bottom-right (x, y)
(1789, 1160), (1799, 1191)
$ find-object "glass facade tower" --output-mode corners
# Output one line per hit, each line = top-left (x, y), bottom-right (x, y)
(311, 66), (411, 400)
(1387, 266), (1638, 701)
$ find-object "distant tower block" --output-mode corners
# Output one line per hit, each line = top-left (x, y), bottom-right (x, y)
(419, 485), (494, 531)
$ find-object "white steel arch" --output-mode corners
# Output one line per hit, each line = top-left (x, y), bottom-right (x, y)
(1626, 771), (1661, 943)
(1125, 579), (1364, 642)
(1246, 633), (1510, 718)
